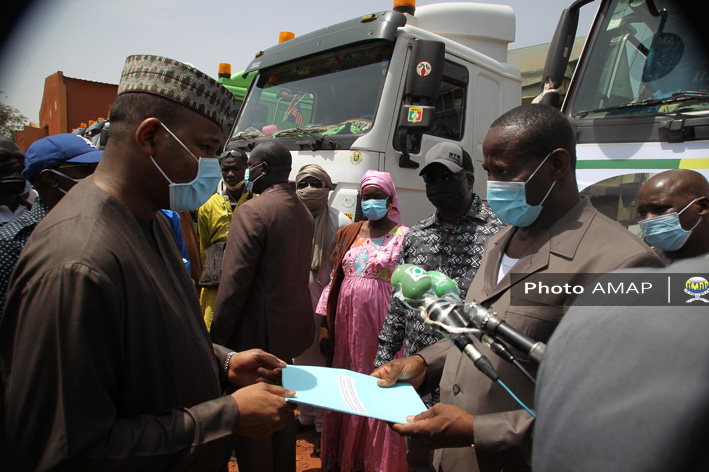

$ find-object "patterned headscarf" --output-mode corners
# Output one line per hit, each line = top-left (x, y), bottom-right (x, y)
(360, 169), (401, 223)
(296, 164), (333, 286)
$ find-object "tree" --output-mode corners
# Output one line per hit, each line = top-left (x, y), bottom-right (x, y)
(0, 91), (28, 140)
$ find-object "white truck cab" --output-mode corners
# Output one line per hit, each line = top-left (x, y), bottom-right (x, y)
(540, 0), (709, 231)
(226, 2), (521, 225)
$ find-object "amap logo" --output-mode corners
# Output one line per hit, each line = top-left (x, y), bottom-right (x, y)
(684, 276), (709, 303)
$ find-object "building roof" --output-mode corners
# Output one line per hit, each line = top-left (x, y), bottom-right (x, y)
(509, 36), (587, 89)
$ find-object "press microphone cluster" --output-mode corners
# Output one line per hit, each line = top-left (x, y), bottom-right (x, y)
(391, 264), (499, 381)
(390, 264), (542, 416)
(391, 264), (546, 368)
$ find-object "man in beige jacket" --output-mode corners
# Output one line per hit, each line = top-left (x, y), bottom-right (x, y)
(374, 104), (664, 472)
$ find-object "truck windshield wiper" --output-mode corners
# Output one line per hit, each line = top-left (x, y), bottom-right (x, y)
(231, 137), (257, 151)
(574, 91), (709, 118)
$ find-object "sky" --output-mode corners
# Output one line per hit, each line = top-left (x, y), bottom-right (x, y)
(0, 0), (596, 122)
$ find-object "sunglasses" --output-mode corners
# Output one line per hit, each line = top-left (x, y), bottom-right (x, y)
(220, 150), (247, 161)
(297, 180), (324, 189)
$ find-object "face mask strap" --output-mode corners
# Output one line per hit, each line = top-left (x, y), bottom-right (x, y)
(536, 179), (557, 207)
(526, 150), (554, 184)
(680, 197), (704, 232)
(150, 122), (202, 186)
(48, 169), (81, 195)
(521, 150), (557, 208)
(678, 197), (703, 215)
(250, 173), (263, 187)
(687, 215), (702, 232)
(248, 162), (265, 174)
(160, 122), (199, 163)
(246, 162), (265, 190)
(48, 169), (80, 184)
(149, 154), (174, 185)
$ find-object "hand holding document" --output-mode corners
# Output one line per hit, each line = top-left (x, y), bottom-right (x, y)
(282, 365), (427, 424)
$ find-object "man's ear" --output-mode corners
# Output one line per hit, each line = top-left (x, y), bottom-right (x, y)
(261, 161), (270, 175)
(549, 148), (571, 180)
(697, 196), (709, 215)
(134, 118), (164, 157)
(37, 169), (60, 189)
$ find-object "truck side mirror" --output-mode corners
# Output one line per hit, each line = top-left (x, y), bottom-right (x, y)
(538, 0), (594, 107)
(405, 40), (446, 99)
(398, 40), (445, 168)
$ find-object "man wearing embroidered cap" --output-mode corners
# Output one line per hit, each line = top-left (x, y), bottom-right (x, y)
(0, 55), (295, 471)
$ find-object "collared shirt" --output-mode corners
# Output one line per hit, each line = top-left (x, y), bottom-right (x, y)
(0, 199), (51, 313)
(374, 194), (504, 405)
(0, 203), (30, 225)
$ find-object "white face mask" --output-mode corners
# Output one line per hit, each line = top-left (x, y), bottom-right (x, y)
(149, 123), (221, 211)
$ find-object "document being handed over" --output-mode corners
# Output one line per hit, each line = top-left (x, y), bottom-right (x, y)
(282, 365), (427, 424)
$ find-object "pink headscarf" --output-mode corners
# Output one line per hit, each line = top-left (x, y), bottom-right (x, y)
(360, 169), (401, 223)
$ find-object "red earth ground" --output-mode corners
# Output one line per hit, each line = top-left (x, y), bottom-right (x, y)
(227, 411), (322, 472)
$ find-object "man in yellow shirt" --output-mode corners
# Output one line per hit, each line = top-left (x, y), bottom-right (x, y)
(198, 148), (254, 329)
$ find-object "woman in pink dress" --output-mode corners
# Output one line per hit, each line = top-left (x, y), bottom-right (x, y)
(316, 170), (409, 472)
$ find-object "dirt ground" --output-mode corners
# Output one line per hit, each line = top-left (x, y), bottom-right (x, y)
(227, 412), (322, 472)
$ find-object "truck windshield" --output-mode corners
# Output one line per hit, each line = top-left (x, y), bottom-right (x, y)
(570, 0), (709, 118)
(230, 41), (394, 147)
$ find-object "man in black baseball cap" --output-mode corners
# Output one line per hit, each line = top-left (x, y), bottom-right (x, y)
(419, 141), (474, 175)
(375, 141), (504, 471)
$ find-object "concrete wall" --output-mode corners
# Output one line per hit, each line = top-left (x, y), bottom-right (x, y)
(38, 71), (117, 135)
(39, 71), (68, 136)
(21, 71), (119, 150)
(15, 126), (48, 152)
(64, 75), (117, 132)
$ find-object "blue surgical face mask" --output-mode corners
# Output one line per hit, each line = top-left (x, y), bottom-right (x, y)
(638, 198), (702, 252)
(149, 123), (221, 211)
(362, 198), (389, 221)
(243, 162), (264, 193)
(486, 151), (556, 227)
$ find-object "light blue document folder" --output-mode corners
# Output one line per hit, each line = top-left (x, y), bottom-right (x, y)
(282, 365), (427, 424)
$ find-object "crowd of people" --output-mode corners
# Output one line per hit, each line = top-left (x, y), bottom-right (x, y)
(0, 53), (707, 472)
